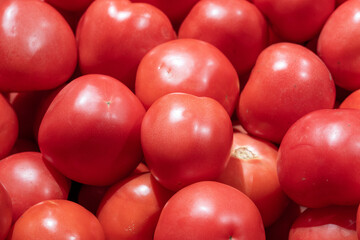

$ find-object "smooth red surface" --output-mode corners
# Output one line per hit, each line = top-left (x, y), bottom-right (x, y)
(0, 152), (71, 222)
(97, 173), (173, 240)
(238, 42), (336, 143)
(179, 0), (268, 75)
(141, 93), (233, 191)
(38, 74), (146, 186)
(278, 109), (360, 207)
(154, 181), (265, 239)
(0, 94), (18, 159)
(8, 200), (105, 240)
(0, 0), (77, 91)
(0, 183), (12, 240)
(77, 0), (176, 90)
(135, 38), (240, 116)
(340, 89), (360, 109)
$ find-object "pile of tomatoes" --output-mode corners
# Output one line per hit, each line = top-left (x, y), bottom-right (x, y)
(0, 0), (360, 239)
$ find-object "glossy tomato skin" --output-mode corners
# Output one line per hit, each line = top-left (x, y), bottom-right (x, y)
(289, 206), (358, 240)
(0, 183), (12, 240)
(253, 0), (334, 43)
(135, 38), (240, 116)
(217, 132), (289, 227)
(97, 173), (173, 240)
(0, 94), (18, 159)
(318, 0), (360, 91)
(178, 0), (268, 75)
(77, 0), (176, 91)
(8, 199), (105, 240)
(339, 89), (360, 109)
(38, 74), (146, 186)
(141, 93), (233, 191)
(154, 181), (265, 239)
(0, 0), (77, 91)
(278, 109), (360, 208)
(0, 152), (71, 222)
(238, 42), (336, 143)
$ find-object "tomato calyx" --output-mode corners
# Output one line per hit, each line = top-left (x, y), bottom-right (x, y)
(231, 146), (257, 160)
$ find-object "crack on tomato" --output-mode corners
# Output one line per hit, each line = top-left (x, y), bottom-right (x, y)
(232, 146), (257, 160)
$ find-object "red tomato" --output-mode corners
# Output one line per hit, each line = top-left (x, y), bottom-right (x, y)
(154, 181), (265, 239)
(8, 199), (105, 240)
(45, 0), (94, 11)
(253, 0), (335, 43)
(278, 109), (360, 208)
(141, 93), (233, 191)
(217, 132), (289, 227)
(97, 173), (173, 240)
(0, 0), (77, 91)
(0, 152), (71, 222)
(238, 42), (336, 143)
(339, 89), (360, 109)
(317, 0), (360, 91)
(77, 0), (176, 90)
(178, 0), (268, 75)
(289, 206), (357, 240)
(336, 0), (349, 7)
(135, 38), (240, 116)
(0, 183), (12, 240)
(38, 74), (146, 186)
(130, 0), (199, 30)
(0, 94), (18, 159)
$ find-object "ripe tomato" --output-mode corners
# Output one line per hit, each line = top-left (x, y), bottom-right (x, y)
(0, 94), (18, 159)
(339, 89), (360, 109)
(238, 42), (336, 143)
(38, 74), (146, 186)
(8, 199), (105, 240)
(278, 109), (360, 208)
(318, 0), (360, 91)
(77, 0), (176, 91)
(0, 152), (71, 222)
(135, 38), (240, 116)
(253, 0), (335, 43)
(0, 0), (77, 91)
(141, 93), (233, 191)
(0, 183), (12, 240)
(97, 173), (173, 240)
(154, 181), (265, 239)
(217, 132), (289, 227)
(178, 0), (268, 75)
(289, 206), (357, 240)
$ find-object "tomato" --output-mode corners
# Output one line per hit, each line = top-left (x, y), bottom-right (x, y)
(154, 181), (265, 239)
(217, 132), (289, 227)
(0, 183), (12, 240)
(97, 173), (173, 240)
(135, 38), (240, 116)
(0, 0), (77, 91)
(45, 0), (94, 12)
(277, 108), (360, 208)
(141, 93), (233, 191)
(178, 0), (268, 75)
(0, 94), (18, 159)
(289, 206), (357, 240)
(253, 0), (334, 43)
(38, 74), (146, 186)
(0, 152), (71, 222)
(8, 199), (105, 240)
(317, 0), (360, 91)
(77, 0), (176, 91)
(238, 42), (336, 143)
(339, 89), (360, 109)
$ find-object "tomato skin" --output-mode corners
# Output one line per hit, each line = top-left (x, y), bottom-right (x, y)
(77, 0), (176, 91)
(278, 109), (360, 208)
(0, 94), (18, 159)
(217, 132), (289, 227)
(135, 38), (240, 116)
(289, 206), (357, 240)
(0, 0), (77, 91)
(0, 152), (71, 222)
(0, 183), (12, 240)
(97, 173), (173, 240)
(141, 93), (233, 191)
(178, 0), (268, 75)
(8, 199), (105, 240)
(238, 42), (336, 143)
(38, 74), (146, 186)
(253, 0), (334, 43)
(340, 89), (360, 109)
(154, 181), (265, 239)
(318, 0), (360, 91)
